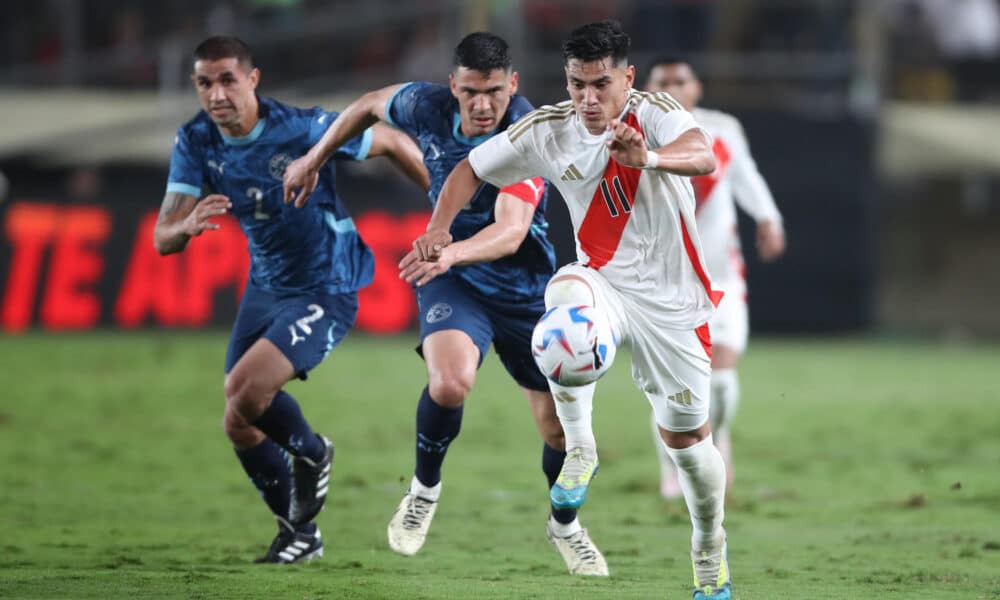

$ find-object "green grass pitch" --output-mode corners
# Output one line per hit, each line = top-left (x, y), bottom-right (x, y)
(1, 333), (998, 599)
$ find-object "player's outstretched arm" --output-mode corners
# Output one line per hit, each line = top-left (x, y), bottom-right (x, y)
(411, 158), (481, 261)
(400, 183), (540, 286)
(153, 192), (231, 255)
(283, 84), (405, 207)
(366, 123), (430, 192)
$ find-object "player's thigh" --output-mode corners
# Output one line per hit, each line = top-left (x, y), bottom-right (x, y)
(492, 295), (551, 393)
(416, 276), (492, 388)
(630, 317), (712, 433)
(226, 338), (296, 402)
(226, 283), (275, 374)
(261, 290), (359, 381)
(708, 291), (747, 368)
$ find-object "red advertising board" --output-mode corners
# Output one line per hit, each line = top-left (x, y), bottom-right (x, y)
(0, 199), (430, 334)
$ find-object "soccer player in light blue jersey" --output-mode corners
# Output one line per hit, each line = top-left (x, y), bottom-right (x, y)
(283, 32), (608, 576)
(154, 36), (427, 564)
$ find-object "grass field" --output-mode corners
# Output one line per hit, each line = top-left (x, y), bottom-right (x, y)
(1, 332), (998, 599)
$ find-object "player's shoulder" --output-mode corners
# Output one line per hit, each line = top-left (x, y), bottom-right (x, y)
(259, 96), (320, 124)
(630, 90), (687, 116)
(506, 100), (575, 141)
(175, 110), (216, 151)
(397, 81), (451, 109)
(693, 106), (742, 132)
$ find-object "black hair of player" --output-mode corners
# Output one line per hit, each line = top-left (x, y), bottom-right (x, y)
(453, 32), (512, 74)
(194, 36), (254, 71)
(562, 20), (630, 66)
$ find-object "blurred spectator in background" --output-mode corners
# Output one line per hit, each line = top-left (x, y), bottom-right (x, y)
(398, 20), (451, 83)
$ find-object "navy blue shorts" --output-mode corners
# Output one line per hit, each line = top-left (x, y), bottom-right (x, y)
(416, 275), (549, 392)
(226, 283), (358, 380)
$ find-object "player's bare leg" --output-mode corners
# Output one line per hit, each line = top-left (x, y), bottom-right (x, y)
(526, 387), (608, 576)
(225, 339), (329, 562)
(657, 422), (730, 598)
(388, 329), (478, 556)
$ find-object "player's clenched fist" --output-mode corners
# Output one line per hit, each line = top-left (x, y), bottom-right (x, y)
(412, 227), (453, 262)
(282, 155), (320, 208)
(605, 119), (650, 168)
(183, 194), (231, 236)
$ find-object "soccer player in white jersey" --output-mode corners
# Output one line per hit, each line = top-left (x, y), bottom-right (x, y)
(644, 58), (786, 499)
(411, 21), (734, 600)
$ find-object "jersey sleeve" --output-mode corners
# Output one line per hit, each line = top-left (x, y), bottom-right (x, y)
(468, 131), (537, 188)
(310, 108), (374, 161)
(499, 177), (545, 207)
(727, 120), (782, 223)
(165, 128), (204, 197)
(384, 82), (426, 137)
(643, 93), (703, 149)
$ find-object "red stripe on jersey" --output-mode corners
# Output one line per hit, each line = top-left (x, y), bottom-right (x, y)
(691, 138), (731, 214)
(579, 113), (644, 270)
(499, 177), (545, 207)
(695, 322), (712, 359)
(680, 211), (724, 308)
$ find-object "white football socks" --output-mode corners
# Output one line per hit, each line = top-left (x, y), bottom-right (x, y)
(664, 435), (726, 551)
(410, 476), (442, 502)
(548, 380), (597, 450)
(708, 368), (740, 435)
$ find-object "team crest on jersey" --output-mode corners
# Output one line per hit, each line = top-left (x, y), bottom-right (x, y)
(268, 153), (293, 180)
(425, 302), (453, 324)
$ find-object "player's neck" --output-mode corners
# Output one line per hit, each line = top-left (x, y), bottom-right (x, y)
(218, 99), (261, 138)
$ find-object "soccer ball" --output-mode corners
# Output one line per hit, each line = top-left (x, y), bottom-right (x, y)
(531, 304), (617, 387)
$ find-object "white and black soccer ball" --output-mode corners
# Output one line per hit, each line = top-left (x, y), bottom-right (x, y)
(531, 304), (617, 387)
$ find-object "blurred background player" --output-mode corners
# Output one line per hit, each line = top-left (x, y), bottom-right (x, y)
(410, 21), (732, 600)
(282, 32), (607, 575)
(155, 36), (426, 564)
(644, 57), (786, 498)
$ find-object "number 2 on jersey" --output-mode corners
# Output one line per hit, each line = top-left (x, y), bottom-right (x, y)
(247, 187), (270, 220)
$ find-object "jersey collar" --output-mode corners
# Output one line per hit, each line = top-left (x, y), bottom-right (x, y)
(452, 113), (498, 146)
(219, 117), (266, 146)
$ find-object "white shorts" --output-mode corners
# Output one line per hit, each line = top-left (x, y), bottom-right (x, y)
(552, 264), (713, 432)
(708, 285), (748, 354)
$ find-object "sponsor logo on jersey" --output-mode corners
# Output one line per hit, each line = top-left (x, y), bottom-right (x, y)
(560, 163), (584, 181)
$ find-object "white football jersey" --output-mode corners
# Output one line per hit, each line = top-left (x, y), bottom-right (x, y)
(469, 90), (720, 330)
(690, 107), (782, 296)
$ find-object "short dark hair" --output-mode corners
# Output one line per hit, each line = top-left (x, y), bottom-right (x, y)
(194, 36), (254, 70)
(453, 32), (512, 74)
(562, 20), (630, 66)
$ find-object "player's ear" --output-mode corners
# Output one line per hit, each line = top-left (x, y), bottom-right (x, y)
(448, 72), (458, 98)
(508, 70), (519, 95)
(624, 64), (636, 89)
(248, 67), (261, 89)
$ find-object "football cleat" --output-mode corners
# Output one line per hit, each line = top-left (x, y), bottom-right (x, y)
(692, 537), (732, 600)
(387, 491), (438, 556)
(550, 446), (599, 509)
(254, 516), (323, 564)
(546, 519), (609, 576)
(289, 436), (334, 526)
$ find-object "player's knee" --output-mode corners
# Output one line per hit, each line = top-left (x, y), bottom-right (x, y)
(221, 405), (259, 446)
(544, 275), (595, 309)
(428, 372), (473, 408)
(224, 370), (276, 421)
